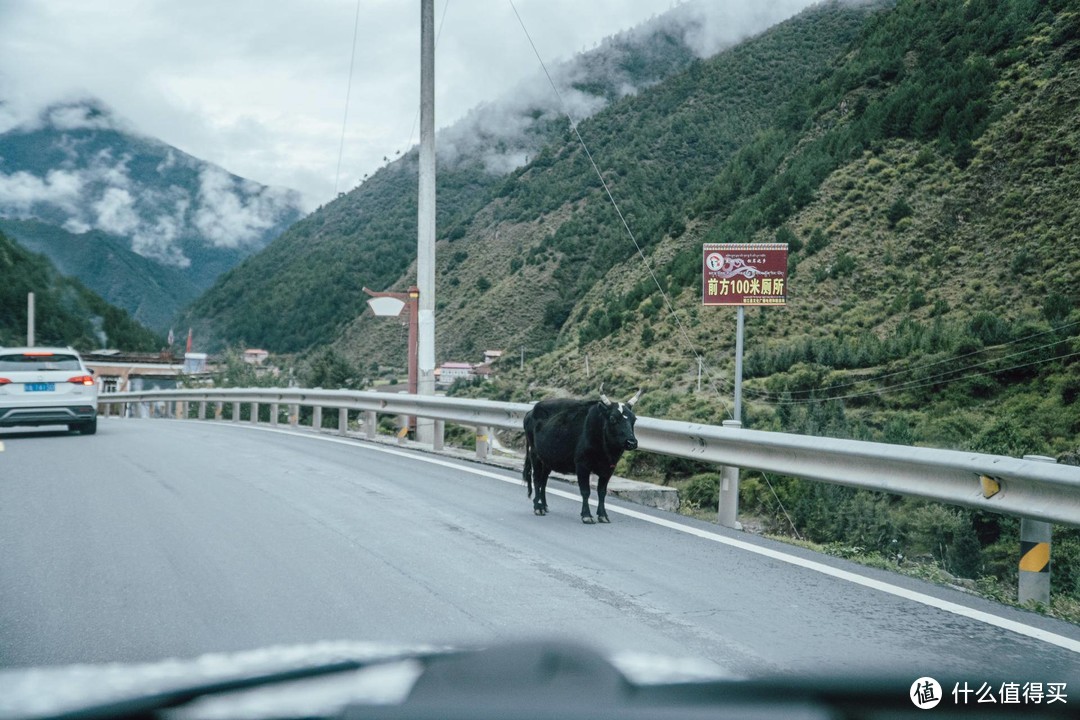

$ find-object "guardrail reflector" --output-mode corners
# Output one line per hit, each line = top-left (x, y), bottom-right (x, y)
(980, 475), (1001, 498)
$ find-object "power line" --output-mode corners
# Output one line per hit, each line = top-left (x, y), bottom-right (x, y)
(749, 319), (1080, 401)
(334, 0), (363, 197)
(337, 1), (452, 194)
(754, 345), (1080, 406)
(506, 0), (735, 415)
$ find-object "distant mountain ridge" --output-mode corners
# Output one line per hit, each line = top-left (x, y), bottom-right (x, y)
(0, 99), (306, 330)
(0, 218), (198, 331)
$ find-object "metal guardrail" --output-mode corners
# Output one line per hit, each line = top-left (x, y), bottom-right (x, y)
(100, 387), (1080, 528)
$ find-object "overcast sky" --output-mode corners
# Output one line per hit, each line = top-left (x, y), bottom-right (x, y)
(0, 1), (816, 211)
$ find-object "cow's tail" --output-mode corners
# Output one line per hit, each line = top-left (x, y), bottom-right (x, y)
(523, 434), (534, 498)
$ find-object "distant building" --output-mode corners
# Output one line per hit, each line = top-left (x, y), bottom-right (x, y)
(183, 353), (208, 374)
(483, 349), (504, 364)
(83, 350), (185, 394)
(243, 349), (270, 365)
(437, 362), (475, 386)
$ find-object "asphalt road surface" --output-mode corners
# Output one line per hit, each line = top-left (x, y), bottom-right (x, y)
(2, 419), (1078, 685)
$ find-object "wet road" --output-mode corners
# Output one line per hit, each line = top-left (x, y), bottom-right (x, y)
(2, 419), (1078, 684)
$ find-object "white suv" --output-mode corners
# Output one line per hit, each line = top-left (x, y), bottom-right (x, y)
(0, 347), (99, 435)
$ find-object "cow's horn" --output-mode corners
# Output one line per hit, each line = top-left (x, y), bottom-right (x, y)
(627, 388), (643, 407)
(599, 384), (611, 406)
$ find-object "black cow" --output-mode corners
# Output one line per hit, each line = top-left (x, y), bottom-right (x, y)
(523, 389), (641, 524)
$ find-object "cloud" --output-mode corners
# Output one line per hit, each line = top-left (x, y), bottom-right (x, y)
(677, 0), (818, 58)
(192, 166), (294, 248)
(92, 187), (139, 235)
(0, 128), (300, 267)
(46, 102), (127, 131)
(433, 0), (820, 179)
(132, 198), (191, 268)
(62, 218), (90, 234)
(0, 0), (819, 208)
(0, 169), (84, 215)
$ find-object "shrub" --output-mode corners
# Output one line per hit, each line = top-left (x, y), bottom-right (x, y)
(683, 473), (721, 510)
(886, 197), (913, 228)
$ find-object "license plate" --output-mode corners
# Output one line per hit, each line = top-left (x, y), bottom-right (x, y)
(26, 383), (55, 392)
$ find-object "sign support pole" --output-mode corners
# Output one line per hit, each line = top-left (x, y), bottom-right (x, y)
(734, 305), (744, 425)
(703, 242), (788, 529)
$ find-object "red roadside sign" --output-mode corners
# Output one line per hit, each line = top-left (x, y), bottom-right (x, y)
(703, 243), (788, 306)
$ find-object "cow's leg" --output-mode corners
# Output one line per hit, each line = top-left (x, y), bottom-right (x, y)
(596, 472), (612, 523)
(533, 465), (551, 516)
(577, 468), (594, 524)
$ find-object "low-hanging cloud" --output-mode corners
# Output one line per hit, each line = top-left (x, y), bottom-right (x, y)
(432, 0), (819, 177)
(0, 168), (84, 215)
(0, 107), (303, 267)
(192, 166), (290, 249)
(0, 0), (819, 207)
(92, 187), (139, 236)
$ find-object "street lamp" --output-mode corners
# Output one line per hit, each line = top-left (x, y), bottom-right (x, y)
(364, 285), (420, 398)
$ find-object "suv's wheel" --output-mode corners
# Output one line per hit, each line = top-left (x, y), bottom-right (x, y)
(77, 418), (97, 435)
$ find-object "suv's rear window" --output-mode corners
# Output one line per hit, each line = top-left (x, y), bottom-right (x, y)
(0, 354), (83, 371)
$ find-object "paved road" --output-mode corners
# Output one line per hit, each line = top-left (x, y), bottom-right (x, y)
(2, 419), (1078, 684)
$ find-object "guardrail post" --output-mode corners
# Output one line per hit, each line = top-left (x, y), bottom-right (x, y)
(174, 401), (184, 420)
(433, 420), (445, 451)
(365, 411), (377, 440)
(397, 415), (408, 445)
(198, 401), (206, 420)
(313, 406), (322, 431)
(1018, 455), (1054, 605)
(338, 408), (348, 436)
(289, 403), (299, 427)
(270, 403), (279, 426)
(251, 402), (260, 425)
(476, 425), (490, 461)
(102, 403), (111, 419)
(231, 402), (240, 423)
(718, 420), (743, 530)
(215, 402), (223, 420)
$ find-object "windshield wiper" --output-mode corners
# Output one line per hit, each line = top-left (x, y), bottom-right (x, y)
(34, 650), (454, 720)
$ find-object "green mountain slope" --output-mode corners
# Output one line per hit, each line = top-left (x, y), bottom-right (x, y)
(0, 230), (161, 351)
(0, 219), (200, 331)
(180, 2), (827, 353)
(331, 1), (884, 364)
(544, 0), (1080, 455)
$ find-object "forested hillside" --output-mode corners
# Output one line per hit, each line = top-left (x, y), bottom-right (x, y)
(0, 230), (161, 351)
(179, 1), (825, 352)
(0, 219), (200, 331)
(327, 0), (881, 369)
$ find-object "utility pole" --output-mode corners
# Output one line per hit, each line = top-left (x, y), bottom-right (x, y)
(27, 292), (35, 347)
(416, 0), (436, 444)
